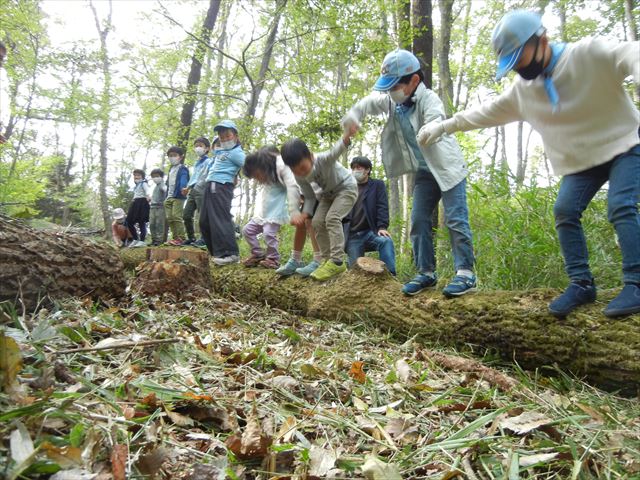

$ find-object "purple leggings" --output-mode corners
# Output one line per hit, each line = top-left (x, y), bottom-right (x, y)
(242, 220), (281, 261)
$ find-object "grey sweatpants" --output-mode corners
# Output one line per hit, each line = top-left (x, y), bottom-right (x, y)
(312, 185), (358, 262)
(149, 205), (167, 244)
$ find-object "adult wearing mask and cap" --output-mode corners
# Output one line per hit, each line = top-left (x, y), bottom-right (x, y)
(416, 10), (640, 318)
(342, 49), (477, 298)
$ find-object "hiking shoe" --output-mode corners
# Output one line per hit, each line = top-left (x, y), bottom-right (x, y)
(181, 239), (195, 246)
(193, 239), (206, 247)
(402, 273), (438, 296)
(604, 283), (640, 318)
(548, 280), (596, 318)
(259, 258), (280, 269)
(168, 238), (183, 246)
(243, 254), (265, 267)
(296, 260), (321, 277)
(212, 255), (240, 266)
(276, 258), (305, 276)
(310, 260), (346, 281)
(443, 274), (477, 298)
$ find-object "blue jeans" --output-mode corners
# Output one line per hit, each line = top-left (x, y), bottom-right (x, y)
(411, 170), (475, 274)
(346, 229), (397, 276)
(554, 144), (640, 284)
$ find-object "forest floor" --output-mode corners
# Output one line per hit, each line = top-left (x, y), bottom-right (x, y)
(1, 286), (640, 479)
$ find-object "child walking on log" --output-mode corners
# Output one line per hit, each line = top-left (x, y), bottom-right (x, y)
(242, 146), (300, 269)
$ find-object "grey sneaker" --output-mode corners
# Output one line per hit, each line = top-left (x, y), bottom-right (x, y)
(296, 260), (321, 277)
(212, 255), (240, 266)
(276, 258), (305, 276)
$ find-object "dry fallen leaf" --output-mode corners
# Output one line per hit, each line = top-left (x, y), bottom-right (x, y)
(49, 469), (98, 480)
(499, 411), (553, 435)
(361, 454), (402, 480)
(165, 408), (195, 427)
(41, 441), (82, 467)
(394, 358), (413, 383)
(110, 444), (128, 480)
(519, 452), (559, 467)
(136, 447), (169, 478)
(308, 445), (338, 477)
(276, 416), (297, 443)
(1, 333), (22, 390)
(348, 361), (366, 384)
(226, 411), (272, 460)
(10, 421), (35, 465)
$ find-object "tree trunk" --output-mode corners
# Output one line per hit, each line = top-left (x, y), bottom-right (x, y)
(90, 0), (113, 238)
(515, 121), (525, 186)
(412, 0), (433, 89)
(437, 0), (454, 116)
(0, 215), (126, 310)
(177, 0), (221, 149)
(119, 249), (640, 395)
(454, 0), (471, 110)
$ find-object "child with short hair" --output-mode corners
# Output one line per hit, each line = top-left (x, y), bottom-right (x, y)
(242, 146), (300, 268)
(111, 208), (132, 248)
(126, 169), (151, 247)
(165, 146), (190, 244)
(149, 168), (167, 246)
(200, 120), (245, 265)
(281, 127), (358, 281)
(181, 136), (211, 245)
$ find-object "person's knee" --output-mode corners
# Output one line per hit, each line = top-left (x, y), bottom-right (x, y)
(311, 216), (325, 231)
(553, 196), (582, 221)
(607, 198), (638, 223)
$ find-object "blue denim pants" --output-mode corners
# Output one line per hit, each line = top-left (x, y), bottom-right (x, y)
(411, 170), (475, 274)
(346, 229), (397, 276)
(554, 143), (640, 284)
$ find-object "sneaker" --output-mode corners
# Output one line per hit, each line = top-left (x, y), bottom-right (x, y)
(310, 260), (347, 281)
(276, 258), (305, 276)
(181, 239), (195, 246)
(402, 273), (438, 296)
(243, 254), (265, 267)
(193, 239), (206, 247)
(296, 260), (321, 277)
(603, 283), (640, 318)
(443, 274), (477, 298)
(259, 258), (280, 269)
(212, 255), (240, 266)
(168, 238), (183, 246)
(548, 280), (596, 318)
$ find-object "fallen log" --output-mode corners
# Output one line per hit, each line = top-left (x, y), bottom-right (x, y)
(0, 215), (126, 310)
(120, 248), (640, 395)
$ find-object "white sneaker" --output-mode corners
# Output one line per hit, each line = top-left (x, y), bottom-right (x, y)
(133, 240), (147, 248)
(212, 255), (240, 266)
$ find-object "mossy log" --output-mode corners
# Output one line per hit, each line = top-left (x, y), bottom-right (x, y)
(0, 215), (126, 310)
(120, 248), (640, 395)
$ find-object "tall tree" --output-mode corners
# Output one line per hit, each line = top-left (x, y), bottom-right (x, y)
(412, 0), (433, 89)
(437, 0), (454, 116)
(177, 0), (221, 149)
(90, 0), (113, 237)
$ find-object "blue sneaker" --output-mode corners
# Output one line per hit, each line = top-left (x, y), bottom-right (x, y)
(296, 260), (321, 277)
(402, 273), (438, 296)
(443, 274), (477, 298)
(276, 258), (305, 276)
(603, 283), (640, 318)
(548, 280), (596, 318)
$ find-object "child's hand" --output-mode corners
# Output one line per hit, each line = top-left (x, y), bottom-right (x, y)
(290, 212), (308, 227)
(181, 187), (189, 196)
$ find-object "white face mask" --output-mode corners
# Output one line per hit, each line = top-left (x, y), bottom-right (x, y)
(352, 170), (367, 183)
(220, 140), (236, 150)
(152, 177), (163, 184)
(169, 156), (180, 166)
(389, 88), (409, 104)
(194, 147), (206, 156)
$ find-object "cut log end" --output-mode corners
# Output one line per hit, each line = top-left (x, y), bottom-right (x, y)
(352, 257), (390, 276)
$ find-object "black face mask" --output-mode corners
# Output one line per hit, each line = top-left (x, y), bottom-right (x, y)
(515, 36), (545, 80)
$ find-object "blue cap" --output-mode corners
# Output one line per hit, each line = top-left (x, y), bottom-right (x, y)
(213, 119), (238, 133)
(492, 10), (544, 81)
(373, 49), (421, 91)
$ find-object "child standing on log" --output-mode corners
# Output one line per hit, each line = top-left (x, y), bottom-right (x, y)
(242, 146), (301, 269)
(180, 136), (211, 246)
(165, 146), (190, 245)
(149, 168), (167, 246)
(416, 10), (640, 318)
(200, 120), (245, 265)
(342, 49), (476, 298)
(281, 127), (358, 281)
(126, 169), (151, 247)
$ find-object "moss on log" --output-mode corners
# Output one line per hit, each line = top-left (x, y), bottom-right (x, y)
(120, 248), (640, 395)
(0, 215), (126, 310)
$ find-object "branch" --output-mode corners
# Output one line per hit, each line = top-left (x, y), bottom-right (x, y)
(53, 338), (180, 355)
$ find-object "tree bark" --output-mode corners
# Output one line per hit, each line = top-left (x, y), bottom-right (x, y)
(177, 0), (221, 149)
(412, 0), (433, 89)
(437, 0), (454, 116)
(119, 248), (640, 395)
(0, 215), (126, 310)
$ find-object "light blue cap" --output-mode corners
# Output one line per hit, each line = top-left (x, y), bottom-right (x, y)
(213, 119), (238, 133)
(373, 49), (421, 91)
(492, 10), (544, 81)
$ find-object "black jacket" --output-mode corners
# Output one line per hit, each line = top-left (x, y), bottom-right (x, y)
(343, 178), (390, 233)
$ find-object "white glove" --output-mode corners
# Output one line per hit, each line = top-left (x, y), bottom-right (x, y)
(416, 120), (445, 147)
(341, 112), (360, 133)
(210, 182), (216, 194)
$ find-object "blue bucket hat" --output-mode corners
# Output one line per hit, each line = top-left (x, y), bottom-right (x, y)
(373, 49), (421, 91)
(213, 119), (238, 134)
(492, 10), (544, 81)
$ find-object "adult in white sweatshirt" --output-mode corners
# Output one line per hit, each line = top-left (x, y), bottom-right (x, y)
(418, 10), (640, 318)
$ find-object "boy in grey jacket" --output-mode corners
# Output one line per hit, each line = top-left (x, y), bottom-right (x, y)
(281, 128), (357, 281)
(342, 49), (476, 298)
